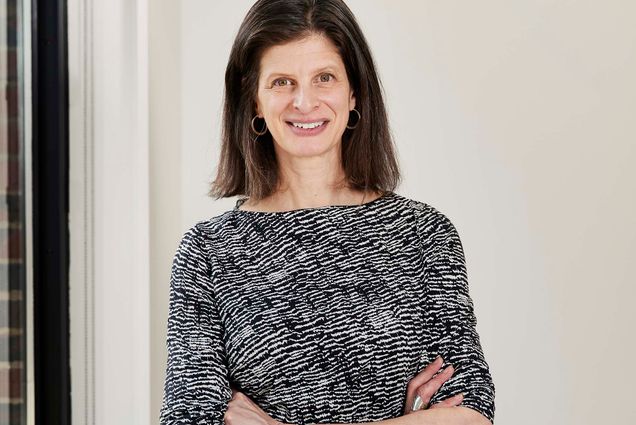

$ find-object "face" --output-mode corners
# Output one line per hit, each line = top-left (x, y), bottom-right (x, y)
(255, 33), (356, 160)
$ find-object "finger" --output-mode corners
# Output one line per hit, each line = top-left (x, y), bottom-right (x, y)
(408, 356), (444, 390)
(412, 365), (455, 409)
(429, 393), (464, 409)
(404, 356), (445, 413)
(418, 365), (454, 396)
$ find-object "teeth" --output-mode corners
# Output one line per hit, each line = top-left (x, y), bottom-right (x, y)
(292, 121), (324, 129)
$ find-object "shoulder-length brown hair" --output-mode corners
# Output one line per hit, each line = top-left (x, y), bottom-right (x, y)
(209, 0), (401, 201)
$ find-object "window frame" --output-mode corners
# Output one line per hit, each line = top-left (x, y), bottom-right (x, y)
(31, 0), (71, 423)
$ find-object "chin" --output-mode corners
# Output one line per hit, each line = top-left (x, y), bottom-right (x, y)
(278, 138), (340, 158)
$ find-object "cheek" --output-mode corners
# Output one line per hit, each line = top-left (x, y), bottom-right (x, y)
(325, 94), (352, 122)
(262, 96), (290, 119)
(326, 89), (352, 108)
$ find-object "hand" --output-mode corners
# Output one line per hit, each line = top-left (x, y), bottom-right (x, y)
(225, 387), (282, 425)
(403, 356), (464, 415)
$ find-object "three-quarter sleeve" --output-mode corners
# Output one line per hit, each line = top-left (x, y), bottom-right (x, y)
(159, 224), (233, 425)
(419, 208), (496, 423)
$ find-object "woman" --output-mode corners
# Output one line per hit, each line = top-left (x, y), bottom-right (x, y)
(159, 1), (495, 424)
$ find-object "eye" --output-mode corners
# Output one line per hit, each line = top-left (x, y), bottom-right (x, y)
(319, 73), (334, 83)
(272, 78), (292, 87)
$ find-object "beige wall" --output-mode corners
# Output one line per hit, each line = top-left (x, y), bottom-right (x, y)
(149, 0), (181, 422)
(150, 1), (636, 423)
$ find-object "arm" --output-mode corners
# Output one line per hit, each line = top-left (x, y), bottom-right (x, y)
(416, 207), (496, 423)
(279, 407), (488, 425)
(414, 407), (492, 425)
(276, 211), (494, 425)
(224, 207), (494, 425)
(159, 224), (233, 425)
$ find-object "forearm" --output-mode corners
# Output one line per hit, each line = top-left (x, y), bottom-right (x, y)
(411, 407), (491, 425)
(294, 406), (490, 425)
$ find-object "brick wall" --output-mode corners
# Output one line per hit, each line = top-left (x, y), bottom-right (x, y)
(1, 0), (26, 423)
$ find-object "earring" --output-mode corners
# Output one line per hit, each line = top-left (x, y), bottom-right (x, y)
(251, 115), (268, 136)
(346, 108), (360, 130)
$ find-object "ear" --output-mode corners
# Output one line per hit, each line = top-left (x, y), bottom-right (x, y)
(254, 98), (263, 118)
(349, 90), (356, 110)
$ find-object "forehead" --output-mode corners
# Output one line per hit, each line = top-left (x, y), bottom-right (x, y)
(259, 34), (345, 76)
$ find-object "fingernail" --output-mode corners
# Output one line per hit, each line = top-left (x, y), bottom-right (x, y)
(435, 355), (443, 363)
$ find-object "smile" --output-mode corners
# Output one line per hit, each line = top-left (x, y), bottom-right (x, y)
(286, 120), (329, 137)
(291, 121), (324, 129)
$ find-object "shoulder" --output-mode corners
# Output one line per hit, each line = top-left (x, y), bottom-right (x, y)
(173, 211), (235, 265)
(170, 215), (236, 294)
(394, 193), (459, 237)
(391, 194), (465, 261)
(390, 198), (469, 284)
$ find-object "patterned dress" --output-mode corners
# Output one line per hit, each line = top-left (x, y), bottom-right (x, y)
(159, 191), (495, 424)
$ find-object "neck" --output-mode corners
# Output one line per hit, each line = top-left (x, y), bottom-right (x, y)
(241, 144), (383, 212)
(270, 147), (361, 210)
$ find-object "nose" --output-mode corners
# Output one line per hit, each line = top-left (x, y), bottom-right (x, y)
(292, 83), (319, 113)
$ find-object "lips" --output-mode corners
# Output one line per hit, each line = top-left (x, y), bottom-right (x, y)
(291, 121), (324, 129)
(285, 118), (330, 124)
(285, 120), (330, 136)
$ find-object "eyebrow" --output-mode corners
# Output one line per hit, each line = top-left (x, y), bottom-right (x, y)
(262, 65), (340, 82)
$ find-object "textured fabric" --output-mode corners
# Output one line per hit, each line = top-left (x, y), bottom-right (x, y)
(159, 191), (495, 425)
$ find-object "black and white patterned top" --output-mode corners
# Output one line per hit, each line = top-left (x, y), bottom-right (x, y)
(159, 191), (495, 425)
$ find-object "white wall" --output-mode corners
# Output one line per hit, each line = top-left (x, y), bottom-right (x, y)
(69, 0), (151, 424)
(149, 0), (636, 424)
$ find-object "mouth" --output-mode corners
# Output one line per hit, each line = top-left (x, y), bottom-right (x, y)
(285, 120), (330, 137)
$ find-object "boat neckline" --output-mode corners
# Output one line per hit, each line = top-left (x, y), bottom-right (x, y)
(233, 191), (396, 216)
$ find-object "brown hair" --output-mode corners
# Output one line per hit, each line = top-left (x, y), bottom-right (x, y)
(209, 0), (401, 201)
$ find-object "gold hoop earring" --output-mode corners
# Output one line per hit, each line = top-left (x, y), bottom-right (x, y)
(346, 108), (360, 130)
(251, 115), (268, 136)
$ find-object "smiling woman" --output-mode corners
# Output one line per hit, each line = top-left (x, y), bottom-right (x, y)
(209, 0), (400, 206)
(159, 1), (495, 425)
(254, 34), (356, 160)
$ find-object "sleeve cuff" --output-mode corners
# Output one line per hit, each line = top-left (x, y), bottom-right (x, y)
(159, 404), (228, 425)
